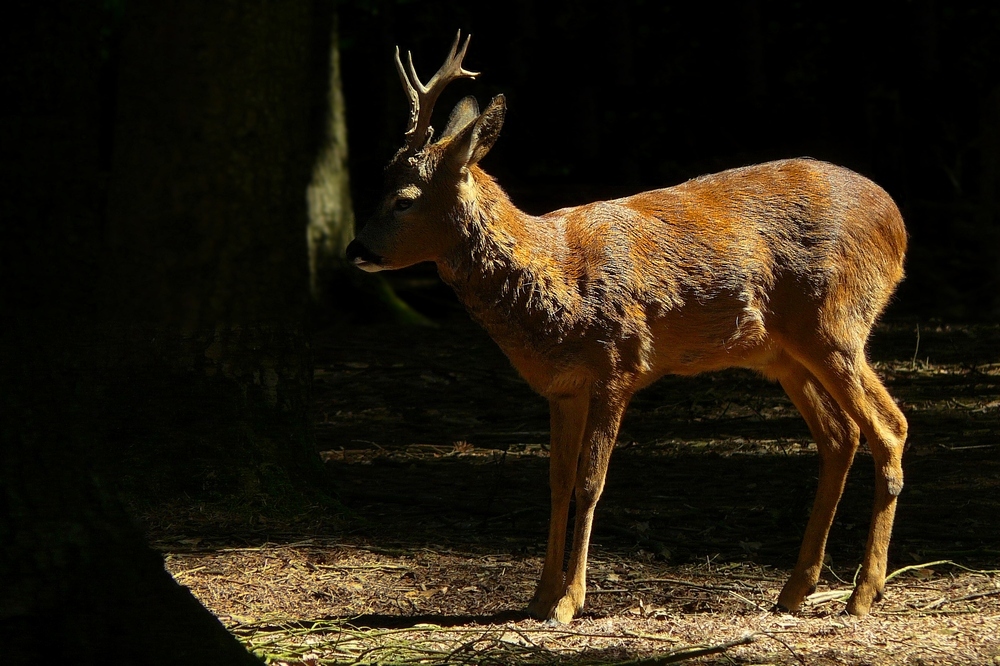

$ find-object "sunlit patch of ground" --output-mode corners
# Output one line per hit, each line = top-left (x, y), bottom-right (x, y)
(163, 538), (1000, 664)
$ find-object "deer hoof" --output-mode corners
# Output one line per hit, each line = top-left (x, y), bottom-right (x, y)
(845, 586), (882, 616)
(549, 596), (578, 624)
(526, 595), (557, 621)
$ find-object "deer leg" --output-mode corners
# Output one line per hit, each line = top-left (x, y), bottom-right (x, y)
(546, 391), (628, 624)
(796, 346), (907, 616)
(771, 354), (860, 612)
(527, 392), (590, 620)
(843, 360), (907, 615)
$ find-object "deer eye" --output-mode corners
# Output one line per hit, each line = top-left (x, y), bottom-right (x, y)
(394, 197), (414, 211)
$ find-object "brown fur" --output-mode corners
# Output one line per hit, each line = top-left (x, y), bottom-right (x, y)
(348, 38), (908, 623)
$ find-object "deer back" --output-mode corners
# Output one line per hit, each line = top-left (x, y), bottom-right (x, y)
(423, 158), (903, 395)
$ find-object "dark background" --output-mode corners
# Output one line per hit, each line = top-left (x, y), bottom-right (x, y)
(2, 2), (999, 663)
(340, 0), (1000, 321)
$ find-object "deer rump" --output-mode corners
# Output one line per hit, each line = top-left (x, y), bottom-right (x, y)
(348, 32), (908, 624)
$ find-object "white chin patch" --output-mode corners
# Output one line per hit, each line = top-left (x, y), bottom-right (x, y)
(354, 259), (386, 273)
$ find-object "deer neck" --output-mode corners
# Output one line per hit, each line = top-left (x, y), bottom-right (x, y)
(436, 168), (581, 348)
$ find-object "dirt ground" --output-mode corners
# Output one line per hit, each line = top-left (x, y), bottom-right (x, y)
(158, 307), (1000, 664)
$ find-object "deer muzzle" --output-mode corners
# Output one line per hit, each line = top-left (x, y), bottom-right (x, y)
(346, 239), (385, 272)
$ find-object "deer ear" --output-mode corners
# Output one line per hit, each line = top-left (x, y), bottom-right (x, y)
(446, 94), (506, 170)
(439, 96), (480, 141)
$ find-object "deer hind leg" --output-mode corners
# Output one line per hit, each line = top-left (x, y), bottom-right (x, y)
(527, 392), (590, 620)
(770, 353), (861, 613)
(791, 341), (907, 616)
(534, 388), (628, 624)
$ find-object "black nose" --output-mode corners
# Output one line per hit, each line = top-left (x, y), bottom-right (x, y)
(345, 239), (383, 266)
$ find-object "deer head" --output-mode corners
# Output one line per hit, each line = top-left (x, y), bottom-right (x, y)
(347, 31), (506, 272)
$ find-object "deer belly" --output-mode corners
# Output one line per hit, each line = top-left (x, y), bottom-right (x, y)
(647, 302), (775, 376)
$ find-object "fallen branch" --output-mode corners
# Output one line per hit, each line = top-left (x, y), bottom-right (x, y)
(885, 560), (1000, 583)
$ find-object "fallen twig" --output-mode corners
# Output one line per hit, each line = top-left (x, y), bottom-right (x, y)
(920, 589), (1000, 611)
(618, 633), (756, 665)
(886, 560), (1000, 583)
(631, 577), (740, 592)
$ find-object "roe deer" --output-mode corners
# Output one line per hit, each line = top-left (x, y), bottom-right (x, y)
(347, 32), (908, 623)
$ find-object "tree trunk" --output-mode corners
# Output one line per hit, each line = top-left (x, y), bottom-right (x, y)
(104, 1), (323, 327)
(0, 0), (336, 661)
(308, 12), (357, 302)
(101, 0), (331, 501)
(2, 0), (335, 661)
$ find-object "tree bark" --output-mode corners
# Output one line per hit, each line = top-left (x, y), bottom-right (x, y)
(100, 0), (331, 500)
(308, 12), (357, 302)
(104, 0), (323, 328)
(1, 1), (334, 661)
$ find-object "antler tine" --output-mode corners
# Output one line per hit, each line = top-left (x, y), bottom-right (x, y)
(415, 31), (479, 93)
(394, 46), (420, 137)
(396, 30), (479, 151)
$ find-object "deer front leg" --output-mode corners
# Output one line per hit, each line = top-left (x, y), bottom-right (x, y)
(528, 392), (589, 620)
(542, 390), (628, 624)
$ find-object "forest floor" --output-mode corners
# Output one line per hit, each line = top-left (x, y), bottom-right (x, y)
(154, 297), (1000, 664)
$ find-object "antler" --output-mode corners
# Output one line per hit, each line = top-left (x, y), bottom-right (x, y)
(395, 30), (479, 152)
